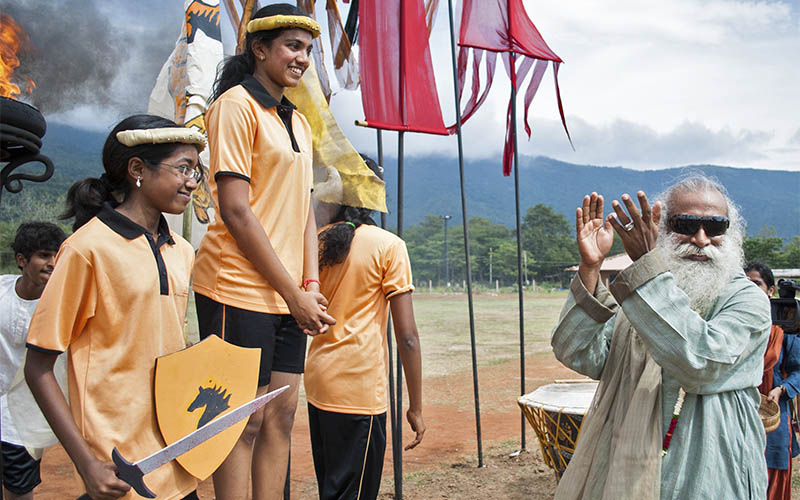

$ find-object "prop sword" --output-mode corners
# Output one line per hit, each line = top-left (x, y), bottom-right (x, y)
(77, 384), (289, 499)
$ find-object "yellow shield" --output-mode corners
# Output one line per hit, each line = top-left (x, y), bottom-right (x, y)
(154, 335), (260, 480)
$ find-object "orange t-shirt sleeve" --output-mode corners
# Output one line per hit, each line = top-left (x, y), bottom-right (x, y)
(382, 240), (414, 298)
(208, 96), (256, 179)
(26, 245), (97, 352)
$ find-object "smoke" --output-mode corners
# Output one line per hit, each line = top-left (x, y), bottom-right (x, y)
(1, 0), (181, 116)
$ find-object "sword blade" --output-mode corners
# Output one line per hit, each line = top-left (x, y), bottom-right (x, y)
(135, 384), (289, 474)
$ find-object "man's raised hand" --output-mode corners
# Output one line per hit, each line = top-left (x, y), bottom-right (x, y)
(576, 193), (614, 295)
(608, 191), (661, 261)
(576, 193), (614, 268)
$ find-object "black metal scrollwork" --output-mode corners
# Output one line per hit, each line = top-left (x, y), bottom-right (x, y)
(0, 115), (54, 206)
(0, 152), (54, 205)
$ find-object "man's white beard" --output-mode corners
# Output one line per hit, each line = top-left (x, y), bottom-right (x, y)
(658, 233), (743, 316)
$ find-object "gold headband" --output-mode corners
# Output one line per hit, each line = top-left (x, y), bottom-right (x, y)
(116, 128), (206, 152)
(246, 15), (322, 39)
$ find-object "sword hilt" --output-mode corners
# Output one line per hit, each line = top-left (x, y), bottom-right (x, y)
(112, 447), (156, 498)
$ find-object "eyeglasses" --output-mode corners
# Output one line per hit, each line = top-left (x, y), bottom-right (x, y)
(668, 214), (729, 237)
(153, 162), (203, 182)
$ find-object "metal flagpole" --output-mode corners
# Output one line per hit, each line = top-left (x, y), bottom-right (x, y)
(510, 51), (526, 450)
(394, 130), (405, 498)
(378, 129), (401, 496)
(446, 0), (483, 467)
(378, 130), (386, 230)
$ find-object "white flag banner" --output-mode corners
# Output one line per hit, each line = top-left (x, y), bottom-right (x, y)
(148, 0), (224, 235)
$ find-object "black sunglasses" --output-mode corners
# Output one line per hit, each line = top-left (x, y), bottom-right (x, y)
(668, 214), (729, 237)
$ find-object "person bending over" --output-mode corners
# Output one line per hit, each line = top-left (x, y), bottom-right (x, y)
(305, 156), (424, 500)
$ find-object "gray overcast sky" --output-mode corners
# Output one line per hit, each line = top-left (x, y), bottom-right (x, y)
(11, 0), (800, 172)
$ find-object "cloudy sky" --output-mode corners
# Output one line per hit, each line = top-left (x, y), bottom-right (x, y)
(7, 0), (799, 172)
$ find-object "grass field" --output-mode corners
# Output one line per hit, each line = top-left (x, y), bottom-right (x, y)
(411, 291), (567, 377)
(184, 289), (570, 378)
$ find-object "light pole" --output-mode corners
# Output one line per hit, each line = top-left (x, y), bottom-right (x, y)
(441, 215), (452, 285)
(523, 250), (528, 285)
(488, 247), (493, 285)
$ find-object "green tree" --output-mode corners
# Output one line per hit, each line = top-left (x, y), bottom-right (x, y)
(488, 239), (517, 285)
(776, 236), (800, 268)
(460, 217), (512, 283)
(403, 214), (449, 285)
(521, 204), (579, 282)
(404, 215), (523, 286)
(743, 227), (784, 266)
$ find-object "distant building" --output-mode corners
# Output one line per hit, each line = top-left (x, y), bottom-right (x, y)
(566, 260), (800, 288)
(774, 269), (800, 281)
(565, 253), (632, 287)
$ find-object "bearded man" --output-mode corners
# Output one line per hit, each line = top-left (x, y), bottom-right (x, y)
(551, 175), (771, 500)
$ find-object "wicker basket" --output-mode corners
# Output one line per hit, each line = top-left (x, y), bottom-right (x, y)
(760, 394), (780, 434)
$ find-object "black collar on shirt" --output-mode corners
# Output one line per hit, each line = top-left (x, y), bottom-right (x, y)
(240, 74), (300, 153)
(97, 202), (174, 295)
(97, 202), (175, 247)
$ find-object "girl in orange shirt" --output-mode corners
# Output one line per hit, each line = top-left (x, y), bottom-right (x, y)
(306, 157), (424, 500)
(192, 4), (334, 498)
(25, 114), (204, 500)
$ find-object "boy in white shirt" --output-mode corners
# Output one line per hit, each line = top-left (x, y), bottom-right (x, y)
(1, 222), (65, 500)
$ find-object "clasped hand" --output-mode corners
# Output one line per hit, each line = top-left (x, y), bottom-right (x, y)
(290, 288), (335, 336)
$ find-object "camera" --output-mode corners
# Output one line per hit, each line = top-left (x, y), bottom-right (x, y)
(772, 279), (800, 334)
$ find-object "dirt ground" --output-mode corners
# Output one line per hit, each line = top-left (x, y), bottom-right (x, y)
(28, 350), (800, 499)
(27, 290), (800, 499)
(35, 352), (574, 499)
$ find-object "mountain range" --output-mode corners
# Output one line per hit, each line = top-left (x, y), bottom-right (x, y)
(22, 122), (800, 240)
(380, 152), (799, 240)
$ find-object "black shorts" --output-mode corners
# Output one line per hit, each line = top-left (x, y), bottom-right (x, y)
(1, 441), (42, 495)
(195, 293), (307, 386)
(308, 404), (387, 500)
(77, 490), (199, 500)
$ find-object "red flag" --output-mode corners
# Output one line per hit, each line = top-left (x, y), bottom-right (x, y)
(359, 0), (448, 135)
(454, 0), (572, 175)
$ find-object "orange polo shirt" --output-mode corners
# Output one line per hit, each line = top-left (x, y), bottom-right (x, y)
(193, 76), (313, 314)
(26, 205), (196, 499)
(305, 224), (414, 414)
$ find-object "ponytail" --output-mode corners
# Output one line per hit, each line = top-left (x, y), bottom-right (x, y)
(318, 206), (376, 269)
(211, 53), (255, 103)
(60, 177), (112, 231)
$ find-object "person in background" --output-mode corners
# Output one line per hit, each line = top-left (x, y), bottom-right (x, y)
(305, 156), (424, 500)
(1, 222), (65, 500)
(746, 261), (800, 500)
(24, 114), (204, 500)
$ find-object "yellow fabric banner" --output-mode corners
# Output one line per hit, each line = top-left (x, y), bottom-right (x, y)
(285, 63), (387, 213)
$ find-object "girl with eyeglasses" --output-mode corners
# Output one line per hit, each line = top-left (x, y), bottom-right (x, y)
(24, 114), (204, 500)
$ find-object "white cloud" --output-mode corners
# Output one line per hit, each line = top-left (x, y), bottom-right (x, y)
(516, 117), (777, 170)
(36, 0), (800, 172)
(331, 0), (800, 171)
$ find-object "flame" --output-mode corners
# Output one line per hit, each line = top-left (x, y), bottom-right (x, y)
(0, 13), (33, 100)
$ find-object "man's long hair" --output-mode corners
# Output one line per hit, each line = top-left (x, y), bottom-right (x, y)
(655, 173), (745, 315)
(656, 173), (745, 252)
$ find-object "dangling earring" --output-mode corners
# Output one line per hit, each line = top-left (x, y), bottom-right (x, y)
(136, 176), (142, 188)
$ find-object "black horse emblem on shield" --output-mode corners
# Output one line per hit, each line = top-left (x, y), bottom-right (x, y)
(188, 384), (231, 429)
